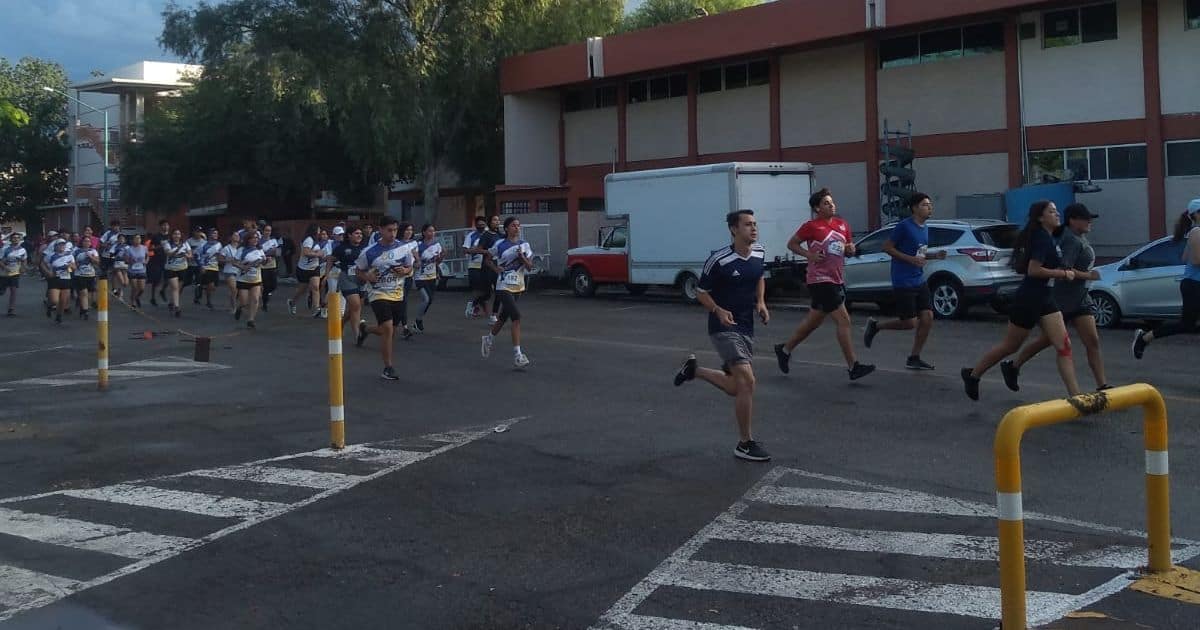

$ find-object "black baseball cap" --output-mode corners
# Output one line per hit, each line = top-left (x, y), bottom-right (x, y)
(1064, 203), (1098, 221)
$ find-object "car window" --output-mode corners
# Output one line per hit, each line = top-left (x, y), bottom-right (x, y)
(1131, 240), (1185, 269)
(974, 226), (1019, 249)
(855, 230), (890, 256)
(929, 228), (962, 247)
(605, 227), (627, 249)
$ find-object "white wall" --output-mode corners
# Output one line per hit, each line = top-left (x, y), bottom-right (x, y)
(1081, 179), (1150, 249)
(504, 92), (561, 185)
(540, 210), (615, 275)
(913, 153), (1009, 217)
(697, 85), (770, 154)
(626, 98), (688, 161)
(813, 162), (869, 233)
(1166, 175), (1200, 226)
(1020, 0), (1145, 126)
(780, 44), (865, 147)
(1159, 0), (1200, 115)
(878, 52), (1007, 135)
(564, 107), (619, 166)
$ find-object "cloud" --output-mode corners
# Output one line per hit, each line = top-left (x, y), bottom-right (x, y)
(0, 0), (194, 82)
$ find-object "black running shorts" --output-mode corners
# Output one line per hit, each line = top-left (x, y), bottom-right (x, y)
(808, 282), (846, 314)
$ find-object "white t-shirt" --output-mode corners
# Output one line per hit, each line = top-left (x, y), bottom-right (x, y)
(50, 252), (74, 279)
(220, 244), (240, 275)
(260, 238), (280, 270)
(124, 245), (148, 273)
(488, 239), (534, 293)
(297, 236), (322, 271)
(2, 244), (27, 276)
(464, 230), (485, 269)
(74, 248), (99, 277)
(415, 241), (443, 281)
(198, 241), (223, 271)
(163, 241), (191, 271)
(236, 247), (266, 284)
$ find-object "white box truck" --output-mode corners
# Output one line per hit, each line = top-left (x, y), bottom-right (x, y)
(565, 162), (813, 301)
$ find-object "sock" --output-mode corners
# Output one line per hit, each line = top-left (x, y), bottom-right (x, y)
(513, 345), (522, 355)
(486, 333), (495, 341)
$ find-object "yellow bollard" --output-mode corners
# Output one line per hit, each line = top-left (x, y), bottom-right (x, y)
(327, 290), (345, 449)
(994, 384), (1171, 628)
(97, 278), (109, 391)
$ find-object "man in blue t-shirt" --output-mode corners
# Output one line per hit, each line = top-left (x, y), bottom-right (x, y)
(673, 209), (772, 462)
(862, 193), (947, 370)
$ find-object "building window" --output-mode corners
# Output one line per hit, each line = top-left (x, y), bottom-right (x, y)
(880, 22), (1003, 68)
(628, 73), (687, 104)
(697, 60), (770, 93)
(1028, 144), (1147, 181)
(1167, 141), (1200, 176)
(501, 201), (531, 215)
(564, 85), (618, 112)
(1188, 0), (1200, 30)
(628, 80), (647, 104)
(537, 199), (567, 213)
(1044, 3), (1118, 48)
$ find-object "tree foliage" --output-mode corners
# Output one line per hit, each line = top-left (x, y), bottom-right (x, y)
(623, 0), (759, 31)
(0, 57), (69, 225)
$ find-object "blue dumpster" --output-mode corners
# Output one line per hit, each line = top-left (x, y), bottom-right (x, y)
(1004, 182), (1074, 224)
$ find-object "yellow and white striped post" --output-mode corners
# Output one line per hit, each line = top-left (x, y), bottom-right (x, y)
(327, 290), (345, 449)
(97, 278), (110, 391)
(994, 383), (1171, 628)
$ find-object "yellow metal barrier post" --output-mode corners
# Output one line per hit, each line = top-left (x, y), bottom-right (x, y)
(327, 290), (345, 449)
(97, 278), (109, 391)
(994, 383), (1170, 628)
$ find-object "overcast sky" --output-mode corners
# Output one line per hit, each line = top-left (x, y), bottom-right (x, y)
(0, 0), (652, 84)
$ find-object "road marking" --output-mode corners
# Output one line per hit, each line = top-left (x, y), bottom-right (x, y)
(0, 344), (76, 358)
(61, 484), (288, 519)
(0, 565), (76, 609)
(0, 355), (229, 390)
(0, 417), (527, 623)
(0, 507), (192, 560)
(183, 465), (363, 490)
(592, 467), (1200, 630)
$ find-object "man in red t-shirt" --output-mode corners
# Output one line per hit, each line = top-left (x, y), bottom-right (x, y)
(773, 187), (874, 381)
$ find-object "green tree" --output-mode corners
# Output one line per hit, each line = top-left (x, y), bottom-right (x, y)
(623, 0), (759, 31)
(0, 57), (69, 227)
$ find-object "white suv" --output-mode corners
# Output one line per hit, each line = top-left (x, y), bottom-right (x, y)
(843, 219), (1022, 318)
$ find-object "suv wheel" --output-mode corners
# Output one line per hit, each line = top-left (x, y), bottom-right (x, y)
(930, 277), (966, 319)
(571, 267), (597, 297)
(1089, 291), (1121, 328)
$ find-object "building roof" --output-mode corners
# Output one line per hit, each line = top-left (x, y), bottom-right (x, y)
(501, 0), (1051, 94)
(71, 61), (203, 94)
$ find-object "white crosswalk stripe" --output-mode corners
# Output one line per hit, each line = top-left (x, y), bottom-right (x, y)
(593, 467), (1200, 630)
(0, 418), (526, 623)
(0, 355), (230, 390)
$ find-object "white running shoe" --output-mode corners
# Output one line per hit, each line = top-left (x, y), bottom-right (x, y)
(488, 315), (498, 325)
(514, 352), (530, 368)
(481, 334), (493, 358)
(319, 307), (328, 319)
(465, 301), (474, 318)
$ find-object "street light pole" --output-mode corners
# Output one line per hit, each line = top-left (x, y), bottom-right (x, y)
(43, 86), (110, 226)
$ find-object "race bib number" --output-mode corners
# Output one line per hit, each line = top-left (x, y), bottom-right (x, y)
(78, 263), (94, 275)
(132, 262), (146, 273)
(421, 263), (436, 277)
(502, 270), (522, 288)
(5, 262), (19, 274)
(56, 268), (71, 279)
(826, 240), (845, 257)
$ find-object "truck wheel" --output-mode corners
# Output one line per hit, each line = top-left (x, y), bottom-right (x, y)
(571, 267), (597, 297)
(930, 276), (967, 319)
(625, 284), (648, 296)
(678, 273), (700, 303)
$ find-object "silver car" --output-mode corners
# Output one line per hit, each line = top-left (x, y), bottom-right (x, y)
(844, 219), (1022, 318)
(1088, 236), (1185, 328)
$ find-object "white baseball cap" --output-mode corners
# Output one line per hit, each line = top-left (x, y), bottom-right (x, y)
(332, 226), (345, 235)
(1188, 198), (1200, 215)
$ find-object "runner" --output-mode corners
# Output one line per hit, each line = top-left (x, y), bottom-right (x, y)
(1000, 203), (1109, 390)
(109, 234), (129, 302)
(394, 223), (418, 337)
(147, 219), (170, 306)
(1, 232), (28, 316)
(123, 234), (149, 308)
(353, 218), (413, 380)
(321, 226), (344, 320)
(72, 238), (100, 320)
(219, 231), (242, 314)
(773, 188), (875, 380)
(162, 229), (192, 318)
(463, 216), (490, 319)
(196, 228), (223, 309)
(289, 224), (323, 317)
(962, 200), (1081, 400)
(1133, 198), (1200, 359)
(414, 223), (444, 332)
(332, 226), (366, 340)
(46, 239), (74, 323)
(39, 230), (61, 311)
(672, 210), (771, 462)
(862, 193), (948, 369)
(99, 219), (120, 286)
(233, 231), (266, 328)
(259, 224), (280, 312)
(481, 217), (534, 368)
(186, 227), (207, 305)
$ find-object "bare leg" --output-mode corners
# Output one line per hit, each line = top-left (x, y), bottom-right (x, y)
(695, 366), (738, 396)
(79, 289), (90, 313)
(246, 286), (261, 321)
(783, 310), (827, 352)
(911, 311), (934, 357)
(169, 277), (181, 309)
(971, 324), (1031, 378)
(1073, 315), (1107, 388)
(729, 363), (756, 441)
(510, 319), (521, 347)
(829, 306), (857, 368)
(1012, 333), (1053, 369)
(1038, 312), (1080, 396)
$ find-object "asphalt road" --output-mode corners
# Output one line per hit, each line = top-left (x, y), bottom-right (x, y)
(1, 280), (1198, 629)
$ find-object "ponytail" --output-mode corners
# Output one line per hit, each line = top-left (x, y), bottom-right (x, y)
(1173, 212), (1194, 242)
(1011, 200), (1054, 274)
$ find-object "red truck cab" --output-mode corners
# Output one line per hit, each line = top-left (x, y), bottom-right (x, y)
(566, 226), (647, 296)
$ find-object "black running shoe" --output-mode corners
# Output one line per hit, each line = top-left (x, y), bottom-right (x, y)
(1132, 329), (1147, 360)
(80, 310), (88, 321)
(234, 306), (242, 321)
(773, 343), (791, 374)
(848, 361), (875, 380)
(734, 440), (771, 462)
(1000, 360), (1020, 391)
(135, 298), (142, 309)
(5, 309), (13, 317)
(356, 321), (368, 347)
(247, 320), (256, 329)
(961, 368), (980, 401)
(401, 326), (414, 340)
(381, 366), (399, 381)
(905, 356), (935, 370)
(150, 297), (157, 307)
(1097, 384), (1112, 391)
(674, 354), (697, 386)
(55, 314), (62, 324)
(415, 319), (424, 332)
(864, 318), (879, 349)
(45, 302), (51, 318)
(174, 308), (182, 319)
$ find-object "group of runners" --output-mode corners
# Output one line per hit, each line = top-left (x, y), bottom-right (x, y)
(674, 187), (1200, 463)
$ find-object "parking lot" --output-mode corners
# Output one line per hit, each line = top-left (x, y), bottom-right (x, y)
(2, 284), (1199, 629)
